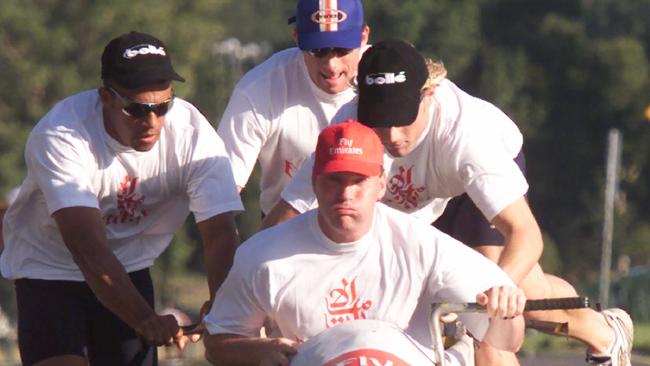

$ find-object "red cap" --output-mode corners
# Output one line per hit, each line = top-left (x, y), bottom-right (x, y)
(313, 120), (384, 179)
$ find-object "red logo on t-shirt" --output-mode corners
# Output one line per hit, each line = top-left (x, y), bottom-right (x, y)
(323, 349), (410, 366)
(105, 175), (147, 225)
(284, 159), (297, 177)
(324, 278), (372, 328)
(386, 166), (425, 210)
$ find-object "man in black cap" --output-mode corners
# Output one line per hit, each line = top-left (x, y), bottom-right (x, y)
(0, 31), (243, 366)
(267, 40), (634, 366)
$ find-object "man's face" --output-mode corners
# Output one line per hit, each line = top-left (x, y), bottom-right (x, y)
(301, 26), (370, 95)
(100, 82), (173, 151)
(372, 93), (432, 157)
(314, 171), (386, 243)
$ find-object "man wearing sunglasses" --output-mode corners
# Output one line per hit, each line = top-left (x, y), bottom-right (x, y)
(0, 32), (243, 366)
(217, 0), (369, 217)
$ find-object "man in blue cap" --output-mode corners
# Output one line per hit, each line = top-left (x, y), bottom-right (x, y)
(217, 0), (369, 218)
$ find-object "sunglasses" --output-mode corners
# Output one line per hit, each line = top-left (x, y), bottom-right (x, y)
(107, 87), (174, 119)
(306, 47), (354, 59)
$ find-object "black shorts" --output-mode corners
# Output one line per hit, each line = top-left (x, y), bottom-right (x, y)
(15, 268), (157, 366)
(433, 151), (527, 247)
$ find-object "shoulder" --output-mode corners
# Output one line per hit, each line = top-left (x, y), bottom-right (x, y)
(32, 90), (100, 134)
(374, 203), (437, 244)
(233, 48), (303, 94)
(165, 98), (217, 137)
(27, 90), (100, 150)
(235, 211), (315, 264)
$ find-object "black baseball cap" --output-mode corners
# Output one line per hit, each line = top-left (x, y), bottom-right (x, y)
(357, 40), (428, 128)
(101, 31), (185, 90)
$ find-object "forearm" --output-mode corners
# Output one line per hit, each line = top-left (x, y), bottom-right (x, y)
(205, 334), (296, 366)
(483, 316), (525, 352)
(199, 213), (240, 299)
(75, 246), (156, 327)
(260, 199), (299, 229)
(204, 233), (238, 300)
(497, 226), (542, 284)
(54, 207), (155, 329)
(492, 198), (544, 285)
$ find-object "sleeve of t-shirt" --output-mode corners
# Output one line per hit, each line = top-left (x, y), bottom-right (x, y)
(26, 130), (99, 214)
(187, 114), (244, 223)
(424, 228), (514, 340)
(203, 247), (269, 336)
(441, 103), (528, 221)
(216, 86), (269, 189)
(280, 153), (318, 213)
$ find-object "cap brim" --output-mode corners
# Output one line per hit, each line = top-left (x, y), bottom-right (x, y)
(297, 28), (363, 51)
(357, 92), (420, 128)
(114, 67), (185, 90)
(315, 159), (381, 178)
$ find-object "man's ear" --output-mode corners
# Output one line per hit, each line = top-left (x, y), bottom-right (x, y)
(361, 25), (370, 47)
(98, 87), (112, 104)
(292, 29), (298, 46)
(377, 171), (387, 201)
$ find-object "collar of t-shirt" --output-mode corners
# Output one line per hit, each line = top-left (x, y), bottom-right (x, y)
(308, 208), (377, 254)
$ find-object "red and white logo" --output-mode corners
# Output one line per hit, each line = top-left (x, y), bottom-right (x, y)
(104, 175), (147, 225)
(386, 166), (425, 210)
(323, 349), (410, 366)
(324, 278), (372, 328)
(312, 0), (347, 32)
(284, 160), (297, 178)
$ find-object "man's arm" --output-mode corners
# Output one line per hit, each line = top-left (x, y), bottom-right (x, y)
(53, 206), (182, 346)
(204, 333), (297, 366)
(197, 212), (240, 301)
(477, 285), (526, 352)
(260, 199), (299, 229)
(491, 196), (544, 285)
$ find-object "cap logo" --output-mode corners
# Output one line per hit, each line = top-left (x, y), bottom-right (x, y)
(330, 138), (363, 155)
(365, 72), (407, 85)
(311, 9), (347, 25)
(123, 44), (167, 59)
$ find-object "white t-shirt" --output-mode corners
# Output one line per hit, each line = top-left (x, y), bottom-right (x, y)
(282, 79), (528, 223)
(217, 48), (357, 214)
(0, 90), (243, 281)
(204, 203), (513, 346)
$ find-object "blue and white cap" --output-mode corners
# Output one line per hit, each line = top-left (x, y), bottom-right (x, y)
(291, 0), (364, 51)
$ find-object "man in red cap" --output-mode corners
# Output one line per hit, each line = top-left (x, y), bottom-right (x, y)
(265, 39), (633, 366)
(203, 120), (526, 366)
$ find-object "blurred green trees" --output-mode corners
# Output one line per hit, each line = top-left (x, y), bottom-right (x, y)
(1, 0), (649, 322)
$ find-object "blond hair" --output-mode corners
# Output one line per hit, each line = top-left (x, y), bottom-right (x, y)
(421, 59), (447, 92)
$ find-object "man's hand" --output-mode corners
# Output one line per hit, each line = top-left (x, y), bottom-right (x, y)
(135, 313), (182, 347)
(259, 338), (299, 366)
(478, 286), (527, 352)
(476, 286), (526, 319)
